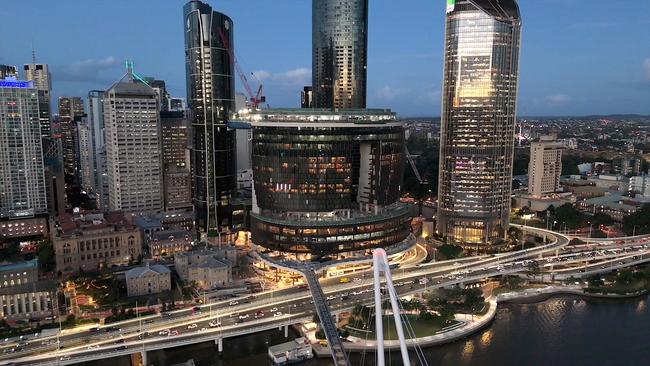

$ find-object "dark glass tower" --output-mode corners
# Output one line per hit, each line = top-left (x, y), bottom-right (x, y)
(436, 0), (521, 245)
(312, 0), (368, 109)
(183, 1), (236, 240)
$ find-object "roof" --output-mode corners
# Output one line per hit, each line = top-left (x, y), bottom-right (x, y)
(0, 280), (55, 296)
(191, 257), (230, 269)
(106, 63), (156, 97)
(0, 259), (38, 273)
(268, 338), (310, 354)
(152, 229), (191, 241)
(467, 0), (520, 22)
(126, 264), (170, 280)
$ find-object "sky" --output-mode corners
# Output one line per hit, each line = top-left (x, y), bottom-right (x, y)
(0, 0), (649, 117)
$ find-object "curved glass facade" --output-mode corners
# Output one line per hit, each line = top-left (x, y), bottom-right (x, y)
(183, 1), (237, 237)
(241, 109), (412, 258)
(312, 0), (368, 109)
(436, 0), (521, 244)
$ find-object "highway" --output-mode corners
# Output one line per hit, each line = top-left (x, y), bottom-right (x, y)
(1, 227), (649, 365)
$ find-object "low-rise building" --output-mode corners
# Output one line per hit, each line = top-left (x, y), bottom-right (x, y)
(0, 217), (48, 240)
(577, 193), (641, 221)
(268, 337), (313, 365)
(149, 229), (193, 259)
(0, 259), (39, 289)
(0, 280), (56, 320)
(125, 264), (171, 297)
(52, 212), (143, 274)
(174, 247), (235, 290)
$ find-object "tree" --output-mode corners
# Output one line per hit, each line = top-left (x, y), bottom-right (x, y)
(591, 212), (614, 227)
(622, 204), (650, 236)
(552, 203), (586, 229)
(437, 244), (463, 259)
(37, 240), (56, 272)
(617, 270), (634, 285)
(508, 227), (523, 241)
(526, 261), (541, 280)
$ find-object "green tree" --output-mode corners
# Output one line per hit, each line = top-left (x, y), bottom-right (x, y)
(437, 244), (463, 259)
(622, 204), (650, 236)
(617, 270), (634, 285)
(37, 240), (56, 272)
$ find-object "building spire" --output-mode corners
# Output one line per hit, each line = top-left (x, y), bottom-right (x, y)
(31, 40), (36, 63)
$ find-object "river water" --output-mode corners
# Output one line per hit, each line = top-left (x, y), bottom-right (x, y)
(82, 294), (650, 366)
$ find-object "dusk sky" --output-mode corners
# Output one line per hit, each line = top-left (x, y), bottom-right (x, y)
(1, 0), (649, 117)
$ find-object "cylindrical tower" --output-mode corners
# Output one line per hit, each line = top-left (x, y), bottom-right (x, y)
(436, 0), (522, 245)
(312, 0), (368, 109)
(183, 1), (237, 240)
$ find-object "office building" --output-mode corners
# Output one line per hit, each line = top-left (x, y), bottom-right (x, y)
(528, 136), (564, 198)
(42, 135), (67, 216)
(88, 90), (109, 209)
(104, 64), (163, 212)
(0, 77), (48, 219)
(77, 118), (95, 193)
(144, 77), (171, 111)
(301, 86), (313, 108)
(58, 96), (85, 182)
(0, 65), (18, 79)
(52, 212), (143, 273)
(125, 264), (171, 297)
(168, 97), (186, 112)
(161, 111), (192, 211)
(184, 1), (237, 240)
(240, 109), (413, 260)
(24, 63), (52, 139)
(312, 0), (368, 109)
(436, 0), (521, 244)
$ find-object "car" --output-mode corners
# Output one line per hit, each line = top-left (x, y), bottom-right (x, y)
(209, 320), (222, 328)
(270, 307), (278, 312)
(254, 311), (265, 319)
(113, 345), (127, 351)
(238, 314), (249, 320)
(187, 323), (198, 329)
(273, 312), (283, 317)
(87, 344), (100, 350)
(60, 356), (71, 361)
(229, 300), (239, 306)
(168, 330), (179, 336)
(158, 329), (170, 336)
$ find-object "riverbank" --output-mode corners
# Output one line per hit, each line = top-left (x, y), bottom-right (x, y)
(309, 284), (648, 358)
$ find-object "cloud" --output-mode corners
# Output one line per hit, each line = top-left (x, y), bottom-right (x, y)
(644, 58), (650, 81)
(52, 56), (122, 83)
(545, 94), (571, 104)
(251, 68), (311, 87)
(375, 85), (409, 100)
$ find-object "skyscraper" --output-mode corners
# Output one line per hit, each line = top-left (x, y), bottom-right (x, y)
(161, 111), (192, 211)
(436, 0), (521, 245)
(88, 90), (109, 209)
(0, 65), (18, 79)
(183, 0), (237, 240)
(312, 0), (368, 109)
(104, 64), (163, 212)
(0, 77), (48, 218)
(301, 86), (313, 108)
(24, 63), (52, 139)
(528, 136), (564, 198)
(58, 96), (85, 183)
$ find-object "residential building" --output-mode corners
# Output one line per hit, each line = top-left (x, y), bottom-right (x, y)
(184, 1), (237, 240)
(0, 77), (48, 219)
(630, 175), (650, 198)
(148, 229), (193, 259)
(436, 0), (522, 244)
(24, 63), (52, 139)
(125, 264), (171, 297)
(312, 0), (368, 109)
(528, 136), (564, 198)
(52, 212), (143, 273)
(104, 64), (163, 212)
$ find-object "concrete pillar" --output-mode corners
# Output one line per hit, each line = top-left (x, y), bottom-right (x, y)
(215, 338), (223, 352)
(141, 350), (147, 366)
(284, 324), (289, 338)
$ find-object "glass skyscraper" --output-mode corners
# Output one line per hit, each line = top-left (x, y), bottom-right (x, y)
(183, 1), (237, 240)
(312, 0), (368, 109)
(436, 0), (521, 244)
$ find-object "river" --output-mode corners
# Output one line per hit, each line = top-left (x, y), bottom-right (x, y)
(80, 294), (650, 366)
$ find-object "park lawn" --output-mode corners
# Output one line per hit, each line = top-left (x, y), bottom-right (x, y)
(345, 315), (458, 340)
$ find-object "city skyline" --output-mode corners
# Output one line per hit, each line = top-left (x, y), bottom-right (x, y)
(0, 0), (648, 117)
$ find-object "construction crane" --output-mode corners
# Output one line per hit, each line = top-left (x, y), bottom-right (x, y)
(405, 146), (428, 185)
(217, 27), (265, 109)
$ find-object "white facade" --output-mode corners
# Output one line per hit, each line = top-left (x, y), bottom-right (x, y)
(88, 90), (109, 209)
(630, 175), (650, 198)
(77, 119), (95, 193)
(0, 79), (48, 218)
(528, 139), (564, 198)
(23, 64), (52, 93)
(105, 68), (163, 212)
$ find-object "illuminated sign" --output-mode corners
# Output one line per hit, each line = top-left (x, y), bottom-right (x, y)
(447, 0), (456, 13)
(0, 80), (33, 88)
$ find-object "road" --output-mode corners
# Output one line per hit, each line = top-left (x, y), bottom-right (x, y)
(2, 227), (649, 365)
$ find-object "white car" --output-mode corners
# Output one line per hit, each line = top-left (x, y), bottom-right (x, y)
(273, 312), (283, 317)
(238, 314), (249, 320)
(158, 329), (170, 336)
(209, 320), (222, 327)
(187, 323), (198, 329)
(270, 307), (278, 312)
(87, 344), (100, 350)
(229, 300), (239, 306)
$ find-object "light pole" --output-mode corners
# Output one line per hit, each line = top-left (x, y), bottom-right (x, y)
(633, 225), (639, 237)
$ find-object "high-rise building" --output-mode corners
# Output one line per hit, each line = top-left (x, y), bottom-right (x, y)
(77, 118), (95, 194)
(144, 77), (171, 111)
(168, 97), (186, 112)
(528, 137), (564, 198)
(312, 0), (368, 109)
(58, 96), (85, 182)
(24, 63), (52, 139)
(42, 136), (66, 216)
(436, 0), (521, 245)
(301, 86), (313, 108)
(0, 77), (48, 218)
(104, 64), (163, 212)
(161, 111), (192, 211)
(0, 65), (18, 79)
(184, 0), (237, 240)
(88, 90), (109, 209)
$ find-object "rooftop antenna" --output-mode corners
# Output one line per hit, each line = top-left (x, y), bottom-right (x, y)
(31, 40), (36, 63)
